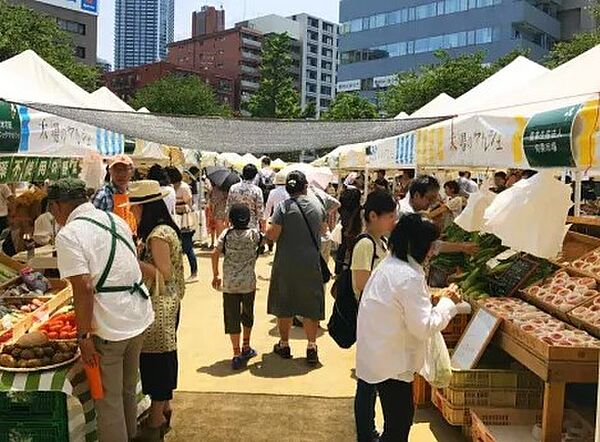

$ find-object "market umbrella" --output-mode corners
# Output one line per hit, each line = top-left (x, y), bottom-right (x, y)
(280, 163), (334, 191)
(206, 166), (240, 191)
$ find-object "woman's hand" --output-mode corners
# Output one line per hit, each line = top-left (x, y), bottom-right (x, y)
(212, 276), (222, 290)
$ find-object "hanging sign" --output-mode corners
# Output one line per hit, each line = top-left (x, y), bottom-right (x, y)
(0, 156), (81, 183)
(0, 102), (21, 153)
(523, 104), (579, 167)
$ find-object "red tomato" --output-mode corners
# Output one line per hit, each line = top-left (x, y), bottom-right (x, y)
(67, 331), (77, 339)
(48, 331), (58, 339)
(59, 331), (70, 339)
(48, 325), (62, 332)
(61, 325), (73, 332)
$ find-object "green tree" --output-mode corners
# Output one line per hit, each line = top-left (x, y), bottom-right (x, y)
(246, 33), (301, 118)
(545, 1), (600, 68)
(130, 74), (231, 116)
(300, 101), (317, 119)
(380, 48), (533, 116)
(0, 1), (99, 91)
(321, 93), (378, 120)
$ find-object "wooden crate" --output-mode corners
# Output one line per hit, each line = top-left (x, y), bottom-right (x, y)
(518, 266), (599, 323)
(499, 319), (599, 362)
(567, 297), (600, 339)
(0, 253), (25, 290)
(557, 231), (600, 264)
(0, 279), (71, 346)
(413, 374), (431, 408)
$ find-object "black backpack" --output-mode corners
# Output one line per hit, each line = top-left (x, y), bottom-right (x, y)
(257, 172), (275, 203)
(328, 234), (380, 349)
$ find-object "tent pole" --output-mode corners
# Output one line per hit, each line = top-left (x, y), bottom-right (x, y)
(574, 171), (582, 217)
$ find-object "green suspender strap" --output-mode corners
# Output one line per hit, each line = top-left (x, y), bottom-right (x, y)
(74, 212), (149, 299)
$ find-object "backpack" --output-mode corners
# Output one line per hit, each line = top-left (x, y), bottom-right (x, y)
(328, 233), (380, 349)
(222, 228), (264, 257)
(257, 171), (275, 203)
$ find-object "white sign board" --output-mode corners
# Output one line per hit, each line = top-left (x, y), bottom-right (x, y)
(336, 80), (361, 93)
(35, 0), (98, 14)
(450, 308), (501, 370)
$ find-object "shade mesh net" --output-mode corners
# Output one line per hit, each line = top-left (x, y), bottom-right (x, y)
(17, 101), (450, 154)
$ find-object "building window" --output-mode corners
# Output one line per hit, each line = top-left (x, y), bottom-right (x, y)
(340, 27), (500, 64)
(322, 47), (333, 58)
(309, 17), (320, 28)
(323, 23), (334, 33)
(74, 46), (86, 59)
(308, 57), (318, 67)
(307, 83), (317, 93)
(57, 18), (86, 35)
(307, 70), (318, 80)
(320, 85), (332, 95)
(309, 44), (318, 54)
(321, 60), (332, 70)
(321, 73), (332, 83)
(322, 35), (333, 45)
(320, 98), (331, 108)
(308, 31), (319, 41)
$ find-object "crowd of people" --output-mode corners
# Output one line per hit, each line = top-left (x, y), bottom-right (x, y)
(20, 158), (544, 442)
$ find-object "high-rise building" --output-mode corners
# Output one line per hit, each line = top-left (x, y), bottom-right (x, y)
(337, 0), (596, 100)
(114, 0), (175, 70)
(8, 0), (98, 66)
(290, 14), (338, 118)
(192, 5), (225, 37)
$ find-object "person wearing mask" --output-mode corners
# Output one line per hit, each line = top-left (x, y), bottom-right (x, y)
(457, 171), (479, 197)
(356, 214), (460, 441)
(399, 175), (478, 255)
(226, 164), (264, 232)
(127, 181), (185, 439)
(166, 167), (198, 283)
(492, 171), (508, 194)
(267, 171), (327, 365)
(352, 190), (397, 442)
(93, 155), (137, 233)
(51, 178), (154, 442)
(147, 165), (176, 220)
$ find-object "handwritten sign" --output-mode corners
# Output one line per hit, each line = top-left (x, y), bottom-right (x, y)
(451, 308), (501, 370)
(490, 256), (539, 297)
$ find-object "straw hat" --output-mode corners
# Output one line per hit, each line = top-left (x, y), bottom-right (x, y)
(123, 180), (170, 206)
(274, 170), (287, 185)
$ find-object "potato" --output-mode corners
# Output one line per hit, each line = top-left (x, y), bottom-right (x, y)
(42, 347), (54, 357)
(19, 349), (34, 360)
(33, 347), (45, 358)
(17, 360), (28, 368)
(11, 348), (22, 358)
(56, 342), (71, 353)
(2, 344), (15, 355)
(26, 359), (42, 368)
(40, 357), (52, 366)
(55, 352), (71, 363)
(51, 354), (63, 364)
(0, 354), (16, 367)
(17, 331), (48, 348)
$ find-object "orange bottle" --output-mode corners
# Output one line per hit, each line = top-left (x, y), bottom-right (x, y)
(84, 354), (104, 400)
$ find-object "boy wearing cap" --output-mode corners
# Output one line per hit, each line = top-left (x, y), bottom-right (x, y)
(211, 204), (263, 369)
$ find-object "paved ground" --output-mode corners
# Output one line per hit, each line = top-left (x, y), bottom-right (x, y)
(169, 252), (464, 441)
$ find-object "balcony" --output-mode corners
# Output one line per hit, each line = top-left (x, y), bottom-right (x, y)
(241, 38), (261, 49)
(511, 0), (561, 39)
(241, 51), (261, 62)
(240, 65), (259, 76)
(240, 79), (260, 91)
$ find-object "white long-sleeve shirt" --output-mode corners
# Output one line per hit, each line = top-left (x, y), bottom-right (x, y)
(264, 186), (289, 220)
(356, 255), (457, 384)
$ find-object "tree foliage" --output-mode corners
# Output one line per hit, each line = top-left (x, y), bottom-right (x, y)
(321, 93), (378, 120)
(246, 33), (301, 118)
(0, 1), (100, 91)
(380, 49), (529, 116)
(545, 1), (600, 68)
(130, 74), (231, 116)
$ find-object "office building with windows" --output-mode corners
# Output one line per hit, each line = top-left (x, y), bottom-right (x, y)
(114, 0), (174, 70)
(192, 5), (225, 37)
(337, 0), (594, 99)
(9, 0), (98, 65)
(289, 14), (339, 117)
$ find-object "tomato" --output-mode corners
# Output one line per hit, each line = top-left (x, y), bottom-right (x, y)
(61, 325), (73, 332)
(47, 331), (58, 339)
(48, 325), (62, 332)
(59, 331), (70, 339)
(67, 331), (77, 339)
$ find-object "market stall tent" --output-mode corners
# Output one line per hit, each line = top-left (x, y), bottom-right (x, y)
(88, 87), (135, 112)
(410, 93), (456, 118)
(0, 50), (124, 157)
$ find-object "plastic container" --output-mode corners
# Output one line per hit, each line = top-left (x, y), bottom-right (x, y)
(84, 354), (104, 400)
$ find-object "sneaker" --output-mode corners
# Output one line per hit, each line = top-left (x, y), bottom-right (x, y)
(231, 355), (245, 370)
(273, 342), (292, 359)
(185, 275), (199, 284)
(241, 347), (257, 361)
(306, 347), (319, 366)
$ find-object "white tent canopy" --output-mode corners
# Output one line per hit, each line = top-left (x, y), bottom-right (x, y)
(0, 50), (124, 156)
(410, 93), (456, 118)
(89, 87), (135, 112)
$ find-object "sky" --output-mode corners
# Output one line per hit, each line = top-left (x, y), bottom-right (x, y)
(97, 0), (340, 65)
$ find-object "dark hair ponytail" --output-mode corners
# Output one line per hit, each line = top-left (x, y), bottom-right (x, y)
(286, 171), (308, 196)
(389, 213), (440, 264)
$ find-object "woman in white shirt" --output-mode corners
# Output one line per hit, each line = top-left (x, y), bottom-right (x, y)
(355, 214), (460, 441)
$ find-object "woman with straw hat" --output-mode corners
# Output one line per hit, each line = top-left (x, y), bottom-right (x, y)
(126, 180), (185, 439)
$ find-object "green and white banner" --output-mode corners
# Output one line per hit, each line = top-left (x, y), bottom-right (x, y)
(0, 156), (80, 183)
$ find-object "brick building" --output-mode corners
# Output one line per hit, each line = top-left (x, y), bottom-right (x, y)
(167, 27), (263, 112)
(103, 61), (235, 108)
(192, 5), (225, 37)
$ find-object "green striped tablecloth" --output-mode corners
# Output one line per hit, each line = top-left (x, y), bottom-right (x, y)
(0, 361), (149, 442)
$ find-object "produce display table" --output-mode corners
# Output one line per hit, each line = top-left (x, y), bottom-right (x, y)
(0, 362), (149, 442)
(493, 323), (598, 442)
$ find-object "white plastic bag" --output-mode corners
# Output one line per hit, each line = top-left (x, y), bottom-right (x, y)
(483, 171), (572, 259)
(331, 222), (342, 245)
(454, 178), (496, 232)
(79, 151), (105, 190)
(420, 331), (453, 388)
